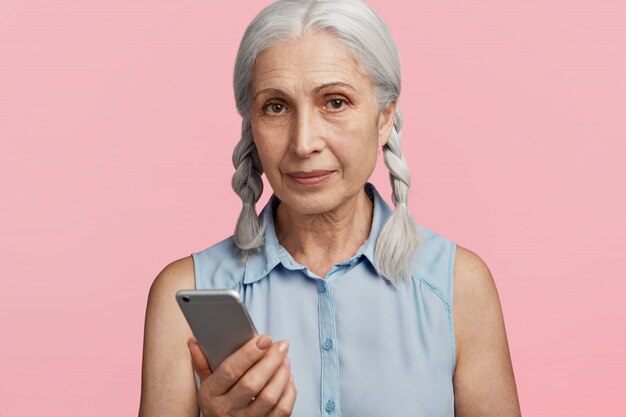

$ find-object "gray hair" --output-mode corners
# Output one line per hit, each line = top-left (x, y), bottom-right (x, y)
(230, 0), (423, 284)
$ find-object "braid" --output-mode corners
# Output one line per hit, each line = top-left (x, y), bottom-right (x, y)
(374, 107), (423, 284)
(383, 109), (411, 206)
(231, 121), (265, 262)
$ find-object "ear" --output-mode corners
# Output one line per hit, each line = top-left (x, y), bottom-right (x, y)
(377, 101), (397, 148)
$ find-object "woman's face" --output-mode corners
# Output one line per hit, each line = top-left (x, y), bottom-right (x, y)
(249, 31), (395, 215)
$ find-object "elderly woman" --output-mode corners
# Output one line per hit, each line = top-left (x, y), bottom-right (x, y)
(139, 0), (521, 416)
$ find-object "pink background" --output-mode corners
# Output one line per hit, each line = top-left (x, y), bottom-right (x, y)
(1, 0), (624, 415)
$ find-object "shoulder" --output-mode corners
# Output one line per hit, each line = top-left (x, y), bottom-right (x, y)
(192, 235), (249, 289)
(411, 224), (457, 305)
(453, 245), (497, 304)
(452, 245), (500, 336)
(150, 255), (195, 297)
(145, 255), (197, 332)
(452, 245), (501, 359)
(145, 255), (196, 329)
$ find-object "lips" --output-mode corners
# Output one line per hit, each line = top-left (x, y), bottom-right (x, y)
(286, 170), (335, 185)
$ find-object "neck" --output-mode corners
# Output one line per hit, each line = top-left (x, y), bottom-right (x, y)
(274, 189), (373, 269)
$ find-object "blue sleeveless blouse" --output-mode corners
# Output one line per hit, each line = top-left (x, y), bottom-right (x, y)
(191, 183), (457, 416)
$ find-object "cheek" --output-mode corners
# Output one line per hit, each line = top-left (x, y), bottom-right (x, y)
(252, 134), (285, 175)
(253, 141), (274, 172)
(333, 119), (380, 171)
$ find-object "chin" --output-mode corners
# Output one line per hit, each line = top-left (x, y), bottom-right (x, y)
(275, 187), (341, 216)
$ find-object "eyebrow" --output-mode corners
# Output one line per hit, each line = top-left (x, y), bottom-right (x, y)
(253, 88), (286, 101)
(253, 82), (356, 101)
(313, 82), (356, 94)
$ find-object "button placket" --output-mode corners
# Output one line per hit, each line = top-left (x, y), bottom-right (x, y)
(318, 279), (340, 415)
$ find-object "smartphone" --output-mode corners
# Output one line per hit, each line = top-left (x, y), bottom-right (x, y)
(176, 289), (258, 371)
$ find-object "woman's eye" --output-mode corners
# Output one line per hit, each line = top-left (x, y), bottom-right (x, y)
(325, 98), (348, 111)
(264, 102), (286, 114)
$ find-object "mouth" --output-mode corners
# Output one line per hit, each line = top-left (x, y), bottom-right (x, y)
(286, 170), (335, 186)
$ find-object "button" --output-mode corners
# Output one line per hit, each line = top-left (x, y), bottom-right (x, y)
(325, 400), (335, 413)
(322, 338), (333, 351)
(317, 282), (327, 293)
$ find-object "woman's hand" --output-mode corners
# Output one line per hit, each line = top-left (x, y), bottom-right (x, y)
(187, 335), (297, 417)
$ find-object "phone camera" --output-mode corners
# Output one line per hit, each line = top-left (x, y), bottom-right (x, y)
(182, 295), (190, 302)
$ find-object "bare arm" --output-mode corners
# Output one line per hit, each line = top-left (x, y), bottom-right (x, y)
(452, 246), (522, 417)
(139, 256), (199, 417)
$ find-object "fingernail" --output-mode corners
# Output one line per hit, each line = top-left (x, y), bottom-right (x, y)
(257, 334), (272, 349)
(284, 357), (290, 366)
(278, 340), (290, 353)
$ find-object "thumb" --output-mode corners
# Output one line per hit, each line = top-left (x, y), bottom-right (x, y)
(187, 337), (213, 382)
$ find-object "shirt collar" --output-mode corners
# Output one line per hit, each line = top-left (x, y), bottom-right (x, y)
(243, 182), (393, 284)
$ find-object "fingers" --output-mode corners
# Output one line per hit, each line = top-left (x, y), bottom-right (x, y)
(187, 337), (212, 382)
(239, 356), (292, 414)
(267, 375), (297, 417)
(206, 334), (274, 396)
(225, 340), (290, 409)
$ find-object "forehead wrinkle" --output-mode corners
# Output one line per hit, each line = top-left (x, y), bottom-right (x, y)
(251, 34), (374, 99)
(253, 79), (360, 102)
(255, 66), (356, 81)
(253, 69), (367, 97)
(256, 63), (359, 78)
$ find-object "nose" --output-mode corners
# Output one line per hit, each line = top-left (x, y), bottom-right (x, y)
(290, 107), (325, 158)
